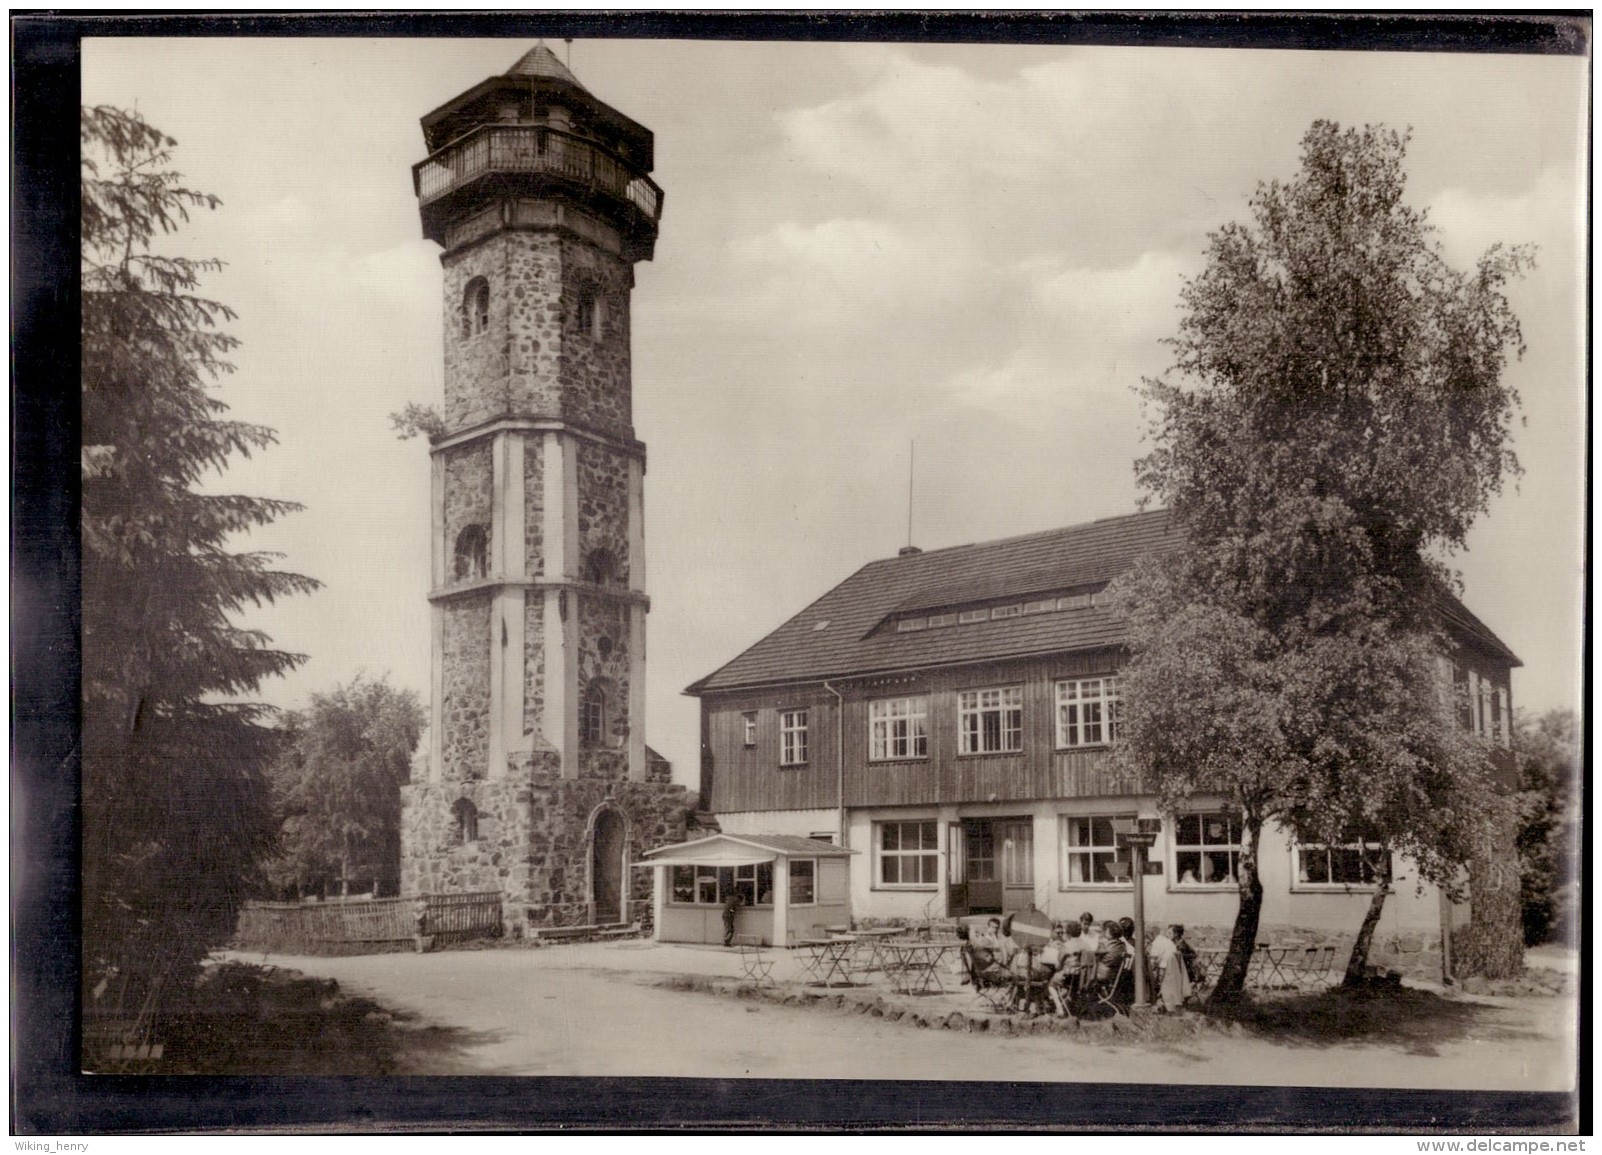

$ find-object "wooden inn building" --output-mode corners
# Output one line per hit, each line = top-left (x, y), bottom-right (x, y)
(683, 509), (1520, 973)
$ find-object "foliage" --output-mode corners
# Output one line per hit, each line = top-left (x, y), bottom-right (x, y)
(81, 106), (319, 1032)
(266, 676), (425, 898)
(1114, 121), (1529, 1002)
(1515, 709), (1580, 945)
(389, 402), (447, 441)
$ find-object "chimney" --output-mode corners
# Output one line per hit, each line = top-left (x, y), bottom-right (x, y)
(898, 545), (923, 558)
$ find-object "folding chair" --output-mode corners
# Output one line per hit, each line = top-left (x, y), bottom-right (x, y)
(732, 934), (774, 987)
(962, 946), (1015, 1013)
(1086, 953), (1135, 1019)
(1291, 943), (1337, 989)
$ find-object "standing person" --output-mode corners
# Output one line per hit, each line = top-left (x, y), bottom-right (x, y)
(1150, 923), (1191, 1012)
(722, 891), (744, 946)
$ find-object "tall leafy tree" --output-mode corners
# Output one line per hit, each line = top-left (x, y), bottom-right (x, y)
(81, 106), (318, 1040)
(1515, 709), (1580, 946)
(266, 676), (425, 899)
(1115, 121), (1529, 1002)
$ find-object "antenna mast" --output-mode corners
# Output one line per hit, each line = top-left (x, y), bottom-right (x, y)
(907, 440), (915, 549)
(565, 38), (573, 68)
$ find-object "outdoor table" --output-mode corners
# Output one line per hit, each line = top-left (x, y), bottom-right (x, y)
(1250, 943), (1296, 989)
(881, 940), (959, 995)
(796, 937), (856, 987)
(848, 927), (902, 973)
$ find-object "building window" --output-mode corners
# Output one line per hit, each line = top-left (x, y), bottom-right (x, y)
(581, 684), (606, 746)
(452, 798), (479, 845)
(1496, 687), (1511, 748)
(1058, 593), (1092, 611)
(1297, 838), (1391, 887)
(1001, 820), (1034, 886)
(896, 617), (927, 633)
(1173, 812), (1244, 886)
(990, 604), (1022, 620)
(1061, 814), (1134, 886)
(780, 709), (809, 766)
(575, 289), (603, 338)
(878, 820), (939, 887)
(453, 524), (489, 581)
(789, 859), (816, 905)
(462, 277), (490, 338)
(869, 696), (928, 761)
(958, 686), (1023, 755)
(958, 609), (988, 624)
(741, 711), (758, 747)
(1055, 677), (1121, 747)
(808, 832), (836, 845)
(668, 862), (775, 906)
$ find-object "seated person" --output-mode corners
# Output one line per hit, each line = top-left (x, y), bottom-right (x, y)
(995, 915), (1021, 968)
(1047, 924), (1085, 1014)
(1118, 916), (1136, 944)
(1094, 921), (1128, 988)
(1077, 912), (1102, 954)
(961, 921), (1011, 986)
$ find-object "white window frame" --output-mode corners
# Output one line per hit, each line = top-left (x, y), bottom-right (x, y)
(958, 686), (1023, 755)
(1055, 676), (1121, 748)
(875, 819), (940, 889)
(741, 711), (758, 748)
(780, 709), (809, 766)
(1058, 593), (1092, 611)
(990, 604), (1022, 620)
(958, 609), (988, 624)
(869, 696), (929, 761)
(1170, 810), (1245, 890)
(1496, 686), (1511, 748)
(927, 612), (957, 628)
(1059, 813), (1135, 889)
(1292, 838), (1392, 891)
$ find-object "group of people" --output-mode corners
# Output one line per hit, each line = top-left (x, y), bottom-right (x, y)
(961, 912), (1203, 1016)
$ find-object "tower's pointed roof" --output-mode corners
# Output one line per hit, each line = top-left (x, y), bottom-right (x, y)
(506, 41), (587, 91)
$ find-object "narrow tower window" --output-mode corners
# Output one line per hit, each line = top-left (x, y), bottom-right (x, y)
(462, 277), (490, 339)
(452, 798), (479, 845)
(581, 684), (607, 746)
(575, 289), (603, 339)
(454, 524), (489, 580)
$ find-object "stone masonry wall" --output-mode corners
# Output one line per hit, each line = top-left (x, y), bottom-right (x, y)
(441, 239), (511, 430)
(577, 594), (631, 778)
(575, 438), (632, 585)
(400, 774), (534, 902)
(558, 237), (633, 438)
(505, 232), (565, 421)
(441, 597), (491, 780)
(519, 770), (695, 934)
(522, 431), (544, 577)
(442, 441), (492, 578)
(522, 594), (547, 748)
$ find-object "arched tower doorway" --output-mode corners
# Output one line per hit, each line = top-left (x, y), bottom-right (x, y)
(591, 808), (627, 925)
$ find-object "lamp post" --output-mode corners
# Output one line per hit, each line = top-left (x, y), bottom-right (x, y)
(1114, 818), (1160, 1009)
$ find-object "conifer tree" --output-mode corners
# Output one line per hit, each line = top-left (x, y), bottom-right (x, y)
(80, 106), (318, 1043)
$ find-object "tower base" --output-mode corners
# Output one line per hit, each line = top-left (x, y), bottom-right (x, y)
(401, 752), (694, 938)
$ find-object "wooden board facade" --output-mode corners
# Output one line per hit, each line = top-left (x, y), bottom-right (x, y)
(705, 650), (1145, 814)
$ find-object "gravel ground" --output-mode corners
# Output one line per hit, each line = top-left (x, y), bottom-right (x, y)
(237, 939), (1579, 1090)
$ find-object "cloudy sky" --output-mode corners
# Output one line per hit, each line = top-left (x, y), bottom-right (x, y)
(83, 36), (1587, 787)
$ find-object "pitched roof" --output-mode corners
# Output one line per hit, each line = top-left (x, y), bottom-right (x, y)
(642, 833), (855, 860)
(505, 42), (587, 91)
(687, 510), (1176, 694)
(686, 507), (1521, 694)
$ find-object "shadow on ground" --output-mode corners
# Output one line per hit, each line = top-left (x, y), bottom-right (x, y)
(147, 962), (496, 1075)
(1205, 986), (1529, 1057)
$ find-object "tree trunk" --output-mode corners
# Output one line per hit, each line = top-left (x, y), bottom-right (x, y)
(1342, 849), (1393, 987)
(1208, 815), (1264, 1006)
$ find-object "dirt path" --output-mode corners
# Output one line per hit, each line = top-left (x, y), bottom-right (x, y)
(246, 943), (1577, 1089)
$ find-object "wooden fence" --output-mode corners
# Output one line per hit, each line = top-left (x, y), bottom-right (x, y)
(234, 892), (502, 955)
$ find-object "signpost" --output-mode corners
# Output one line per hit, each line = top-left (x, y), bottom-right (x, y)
(1114, 818), (1160, 1009)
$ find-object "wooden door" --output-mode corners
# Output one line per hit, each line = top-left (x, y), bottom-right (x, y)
(591, 809), (626, 925)
(946, 822), (968, 916)
(965, 819), (1002, 913)
(1001, 818), (1035, 913)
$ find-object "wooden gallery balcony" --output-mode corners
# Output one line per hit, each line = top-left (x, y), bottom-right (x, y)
(413, 125), (663, 252)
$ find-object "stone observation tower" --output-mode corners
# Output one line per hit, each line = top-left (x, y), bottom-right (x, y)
(401, 43), (694, 936)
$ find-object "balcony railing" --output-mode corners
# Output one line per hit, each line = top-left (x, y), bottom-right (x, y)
(414, 125), (662, 223)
